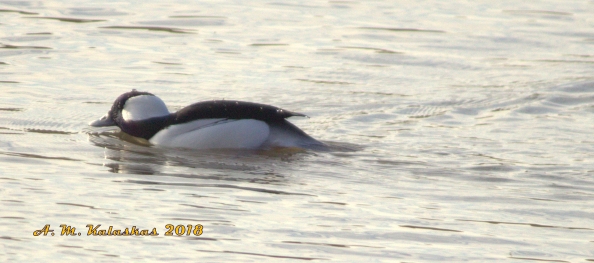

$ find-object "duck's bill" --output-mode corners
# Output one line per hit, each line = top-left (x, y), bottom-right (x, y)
(89, 114), (116, 127)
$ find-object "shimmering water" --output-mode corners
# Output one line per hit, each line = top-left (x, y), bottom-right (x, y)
(1, 0), (594, 262)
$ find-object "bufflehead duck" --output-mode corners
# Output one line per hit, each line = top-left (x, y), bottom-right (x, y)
(89, 90), (325, 150)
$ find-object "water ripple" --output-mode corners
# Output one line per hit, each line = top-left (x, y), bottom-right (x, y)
(26, 17), (106, 23)
(123, 179), (315, 196)
(100, 26), (195, 34)
(195, 249), (327, 261)
(0, 9), (37, 15)
(358, 27), (446, 33)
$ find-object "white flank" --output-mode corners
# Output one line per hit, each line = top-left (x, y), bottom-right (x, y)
(150, 119), (270, 149)
(122, 95), (170, 121)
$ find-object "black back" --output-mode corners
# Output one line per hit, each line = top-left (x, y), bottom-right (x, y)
(173, 100), (305, 124)
(110, 90), (306, 140)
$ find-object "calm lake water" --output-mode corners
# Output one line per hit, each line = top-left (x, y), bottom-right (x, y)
(2, 0), (594, 262)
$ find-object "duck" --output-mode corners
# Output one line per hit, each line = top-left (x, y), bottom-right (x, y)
(89, 90), (326, 150)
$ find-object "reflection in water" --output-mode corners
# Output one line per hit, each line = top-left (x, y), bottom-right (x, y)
(86, 130), (321, 188)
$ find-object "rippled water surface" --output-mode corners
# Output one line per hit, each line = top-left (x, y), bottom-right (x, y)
(2, 0), (594, 262)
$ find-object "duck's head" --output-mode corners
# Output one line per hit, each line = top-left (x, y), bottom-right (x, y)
(89, 90), (170, 128)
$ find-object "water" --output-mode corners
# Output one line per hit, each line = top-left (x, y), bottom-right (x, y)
(1, 0), (594, 261)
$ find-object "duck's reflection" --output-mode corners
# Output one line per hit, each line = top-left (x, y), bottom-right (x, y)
(86, 130), (314, 186)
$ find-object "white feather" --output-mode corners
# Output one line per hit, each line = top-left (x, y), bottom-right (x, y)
(150, 119), (270, 149)
(122, 95), (169, 121)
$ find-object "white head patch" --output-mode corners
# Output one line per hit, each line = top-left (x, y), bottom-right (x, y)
(122, 95), (170, 121)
